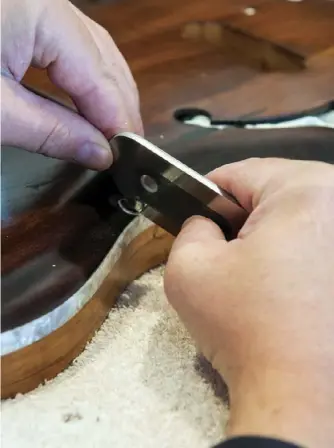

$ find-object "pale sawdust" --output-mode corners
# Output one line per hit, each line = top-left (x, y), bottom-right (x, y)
(1, 266), (228, 448)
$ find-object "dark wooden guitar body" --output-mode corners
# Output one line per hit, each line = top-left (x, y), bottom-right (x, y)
(2, 0), (334, 399)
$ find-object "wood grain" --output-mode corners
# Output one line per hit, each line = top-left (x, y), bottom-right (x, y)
(1, 225), (173, 399)
(23, 0), (334, 143)
(1, 148), (134, 331)
(2, 0), (334, 399)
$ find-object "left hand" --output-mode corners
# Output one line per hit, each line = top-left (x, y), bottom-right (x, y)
(1, 0), (143, 170)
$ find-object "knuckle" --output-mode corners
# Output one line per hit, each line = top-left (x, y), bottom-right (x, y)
(164, 258), (179, 291)
(164, 256), (187, 300)
(91, 22), (111, 44)
(313, 162), (334, 183)
(301, 162), (334, 191)
(283, 162), (334, 215)
(99, 25), (112, 41)
(36, 120), (69, 157)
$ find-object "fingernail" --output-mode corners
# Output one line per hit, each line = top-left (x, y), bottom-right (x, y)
(181, 215), (200, 229)
(79, 142), (113, 170)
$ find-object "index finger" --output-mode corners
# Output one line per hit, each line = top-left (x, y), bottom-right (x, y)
(208, 157), (307, 212)
(35, 1), (143, 138)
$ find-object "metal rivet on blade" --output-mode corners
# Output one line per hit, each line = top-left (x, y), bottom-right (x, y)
(117, 198), (144, 215)
(140, 174), (159, 193)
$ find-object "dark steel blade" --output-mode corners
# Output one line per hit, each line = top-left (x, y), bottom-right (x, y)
(109, 132), (247, 239)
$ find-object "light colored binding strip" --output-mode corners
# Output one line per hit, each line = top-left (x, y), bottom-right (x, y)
(183, 111), (334, 130)
(3, 112), (333, 356)
(1, 216), (153, 356)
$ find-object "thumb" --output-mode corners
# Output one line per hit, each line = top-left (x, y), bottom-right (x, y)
(1, 78), (113, 170)
(180, 214), (226, 243)
(168, 215), (226, 259)
(165, 215), (227, 308)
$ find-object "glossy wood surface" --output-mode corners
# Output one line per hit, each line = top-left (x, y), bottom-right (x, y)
(2, 225), (173, 399)
(2, 0), (334, 398)
(1, 149), (134, 331)
(24, 0), (334, 144)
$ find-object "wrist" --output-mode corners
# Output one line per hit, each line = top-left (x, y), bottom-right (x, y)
(226, 367), (334, 448)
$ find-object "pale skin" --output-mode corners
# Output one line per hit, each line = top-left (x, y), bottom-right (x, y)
(1, 0), (143, 169)
(1, 1), (333, 447)
(165, 158), (334, 447)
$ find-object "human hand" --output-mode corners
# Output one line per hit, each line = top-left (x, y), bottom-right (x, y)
(1, 0), (143, 170)
(164, 158), (334, 447)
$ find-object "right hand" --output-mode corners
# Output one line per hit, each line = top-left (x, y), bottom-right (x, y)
(164, 158), (334, 448)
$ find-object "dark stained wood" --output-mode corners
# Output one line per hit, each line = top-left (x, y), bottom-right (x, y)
(2, 0), (334, 398)
(3, 126), (334, 332)
(164, 127), (334, 174)
(23, 0), (334, 144)
(1, 148), (134, 331)
(1, 225), (174, 399)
